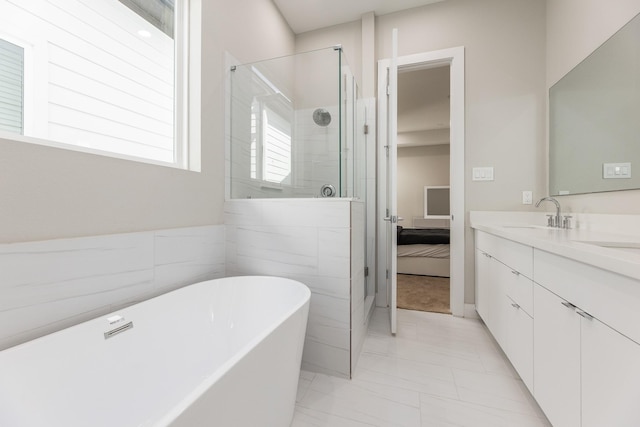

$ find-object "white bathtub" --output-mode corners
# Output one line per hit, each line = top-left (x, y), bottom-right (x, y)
(0, 276), (310, 426)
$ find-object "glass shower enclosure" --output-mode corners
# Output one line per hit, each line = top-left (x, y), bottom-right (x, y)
(229, 46), (365, 199)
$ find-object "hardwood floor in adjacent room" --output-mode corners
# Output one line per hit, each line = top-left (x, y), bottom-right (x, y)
(397, 274), (450, 314)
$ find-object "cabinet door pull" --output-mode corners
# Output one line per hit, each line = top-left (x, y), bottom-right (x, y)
(511, 303), (520, 309)
(561, 301), (576, 309)
(484, 253), (491, 258)
(511, 270), (520, 276)
(577, 310), (594, 321)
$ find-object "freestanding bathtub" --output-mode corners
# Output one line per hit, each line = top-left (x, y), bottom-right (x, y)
(0, 276), (310, 426)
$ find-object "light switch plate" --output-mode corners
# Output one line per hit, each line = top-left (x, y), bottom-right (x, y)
(603, 162), (631, 179)
(522, 191), (533, 205)
(472, 167), (494, 181)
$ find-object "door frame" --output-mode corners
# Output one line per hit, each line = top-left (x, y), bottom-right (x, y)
(376, 46), (465, 317)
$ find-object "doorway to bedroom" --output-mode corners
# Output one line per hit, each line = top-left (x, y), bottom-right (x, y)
(396, 64), (451, 314)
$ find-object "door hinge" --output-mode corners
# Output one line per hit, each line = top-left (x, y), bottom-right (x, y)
(386, 85), (390, 96)
(365, 266), (369, 277)
(386, 269), (389, 279)
(364, 124), (369, 135)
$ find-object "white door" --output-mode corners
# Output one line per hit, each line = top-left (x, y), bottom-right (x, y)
(377, 47), (465, 321)
(385, 29), (399, 334)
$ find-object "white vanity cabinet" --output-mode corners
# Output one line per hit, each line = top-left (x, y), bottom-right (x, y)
(475, 231), (533, 390)
(581, 311), (640, 427)
(534, 249), (640, 427)
(474, 248), (491, 322)
(534, 280), (640, 427)
(503, 284), (533, 389)
(473, 215), (640, 427)
(533, 284), (581, 427)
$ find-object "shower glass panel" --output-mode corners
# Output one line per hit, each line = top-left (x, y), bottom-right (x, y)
(230, 47), (361, 199)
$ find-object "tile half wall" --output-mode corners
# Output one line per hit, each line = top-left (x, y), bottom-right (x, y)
(0, 225), (225, 350)
(225, 198), (366, 379)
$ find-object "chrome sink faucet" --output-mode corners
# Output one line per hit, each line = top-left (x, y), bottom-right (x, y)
(535, 197), (569, 228)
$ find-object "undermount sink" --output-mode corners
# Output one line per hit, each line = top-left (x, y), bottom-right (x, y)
(500, 225), (560, 230)
(574, 240), (640, 254)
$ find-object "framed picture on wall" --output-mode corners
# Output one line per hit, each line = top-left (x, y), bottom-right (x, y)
(424, 186), (450, 219)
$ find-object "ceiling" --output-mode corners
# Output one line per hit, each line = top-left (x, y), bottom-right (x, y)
(273, 0), (446, 34)
(397, 65), (450, 147)
(272, 0), (451, 148)
(398, 66), (450, 134)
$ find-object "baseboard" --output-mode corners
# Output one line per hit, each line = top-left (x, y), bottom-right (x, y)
(464, 304), (479, 319)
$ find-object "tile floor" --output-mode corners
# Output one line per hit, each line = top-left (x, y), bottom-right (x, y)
(292, 308), (551, 427)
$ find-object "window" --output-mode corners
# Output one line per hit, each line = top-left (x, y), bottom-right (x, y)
(248, 69), (293, 186)
(0, 38), (24, 135)
(261, 107), (292, 184)
(250, 101), (293, 186)
(0, 0), (198, 169)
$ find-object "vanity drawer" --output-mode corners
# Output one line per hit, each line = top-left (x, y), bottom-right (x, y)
(505, 268), (533, 316)
(534, 249), (640, 345)
(475, 230), (495, 253)
(476, 231), (533, 279)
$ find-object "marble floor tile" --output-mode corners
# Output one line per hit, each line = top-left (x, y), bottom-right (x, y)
(419, 394), (551, 427)
(361, 333), (486, 373)
(293, 308), (550, 427)
(296, 373), (421, 426)
(297, 371), (316, 403)
(354, 353), (458, 399)
(292, 406), (376, 427)
(452, 369), (541, 416)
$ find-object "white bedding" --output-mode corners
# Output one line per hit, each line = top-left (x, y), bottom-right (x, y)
(397, 244), (450, 258)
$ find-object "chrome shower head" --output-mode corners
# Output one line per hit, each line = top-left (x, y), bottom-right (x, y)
(313, 108), (331, 126)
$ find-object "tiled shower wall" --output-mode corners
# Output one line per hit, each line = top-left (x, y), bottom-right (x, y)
(225, 198), (366, 378)
(1, 204), (368, 379)
(0, 225), (225, 351)
(227, 103), (342, 200)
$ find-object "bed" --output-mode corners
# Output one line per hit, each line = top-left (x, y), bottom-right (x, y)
(397, 223), (450, 277)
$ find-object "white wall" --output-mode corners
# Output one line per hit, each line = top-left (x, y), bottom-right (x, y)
(297, 0), (546, 303)
(377, 0), (547, 213)
(546, 0), (640, 87)
(546, 0), (640, 214)
(296, 20), (363, 89)
(385, 0), (546, 304)
(0, 0), (295, 244)
(397, 145), (450, 225)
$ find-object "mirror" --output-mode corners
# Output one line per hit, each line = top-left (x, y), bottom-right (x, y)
(549, 12), (640, 196)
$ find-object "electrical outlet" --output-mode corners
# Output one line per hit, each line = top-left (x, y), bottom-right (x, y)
(522, 191), (533, 205)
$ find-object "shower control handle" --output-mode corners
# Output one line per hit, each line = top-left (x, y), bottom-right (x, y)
(320, 184), (336, 197)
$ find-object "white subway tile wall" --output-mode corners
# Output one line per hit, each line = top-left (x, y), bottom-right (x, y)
(0, 225), (225, 350)
(225, 199), (366, 378)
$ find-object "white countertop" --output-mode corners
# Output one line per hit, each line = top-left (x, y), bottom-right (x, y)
(470, 212), (640, 282)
